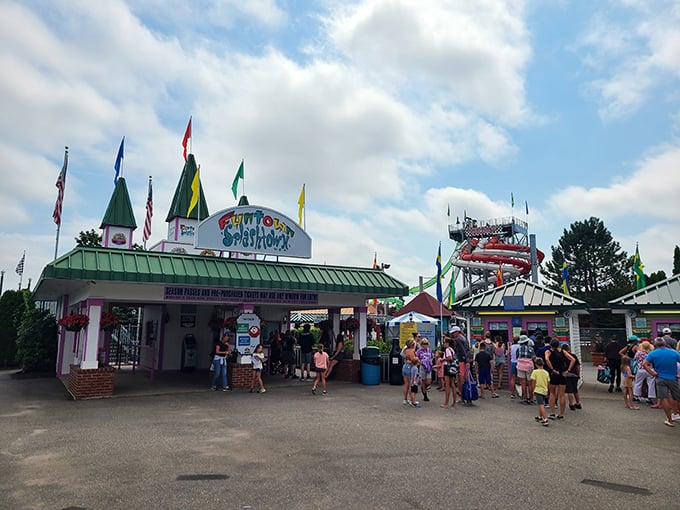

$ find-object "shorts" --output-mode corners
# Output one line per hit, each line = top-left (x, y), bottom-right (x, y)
(517, 368), (533, 379)
(419, 365), (432, 380)
(565, 376), (579, 394)
(478, 368), (492, 386)
(458, 361), (468, 378)
(402, 363), (413, 377)
(314, 365), (327, 372)
(253, 368), (262, 373)
(656, 378), (680, 400)
(410, 384), (418, 393)
(535, 393), (547, 405)
(549, 373), (566, 386)
(332, 352), (345, 363)
(301, 352), (312, 364)
(510, 361), (517, 376)
(494, 360), (506, 369)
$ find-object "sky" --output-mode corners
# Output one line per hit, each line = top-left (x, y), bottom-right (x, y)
(1, 0), (679, 296)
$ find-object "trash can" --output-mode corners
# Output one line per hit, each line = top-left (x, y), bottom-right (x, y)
(361, 346), (381, 385)
(389, 338), (404, 385)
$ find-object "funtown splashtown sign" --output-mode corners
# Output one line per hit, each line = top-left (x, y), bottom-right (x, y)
(196, 205), (312, 258)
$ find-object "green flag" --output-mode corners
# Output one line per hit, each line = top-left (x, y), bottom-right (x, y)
(633, 245), (646, 290)
(231, 160), (244, 199)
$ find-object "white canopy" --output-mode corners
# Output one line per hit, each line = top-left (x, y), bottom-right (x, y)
(387, 311), (440, 325)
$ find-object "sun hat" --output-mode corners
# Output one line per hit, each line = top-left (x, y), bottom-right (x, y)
(518, 335), (530, 344)
(627, 335), (640, 343)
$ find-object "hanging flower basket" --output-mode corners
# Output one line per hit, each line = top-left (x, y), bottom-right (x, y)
(100, 311), (121, 332)
(343, 317), (359, 332)
(58, 313), (90, 332)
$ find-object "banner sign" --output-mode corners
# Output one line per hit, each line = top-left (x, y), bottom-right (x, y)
(164, 286), (318, 305)
(196, 205), (312, 258)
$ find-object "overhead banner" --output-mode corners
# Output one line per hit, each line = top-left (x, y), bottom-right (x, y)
(196, 205), (312, 258)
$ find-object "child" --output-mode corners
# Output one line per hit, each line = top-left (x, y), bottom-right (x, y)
(409, 358), (422, 407)
(250, 344), (266, 393)
(621, 355), (639, 410)
(312, 344), (329, 395)
(531, 358), (550, 426)
(434, 349), (445, 391)
(474, 343), (498, 398)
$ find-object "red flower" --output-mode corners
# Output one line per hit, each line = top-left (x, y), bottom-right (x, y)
(58, 313), (90, 332)
(100, 312), (121, 332)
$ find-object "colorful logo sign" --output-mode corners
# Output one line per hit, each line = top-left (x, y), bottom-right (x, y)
(196, 205), (312, 258)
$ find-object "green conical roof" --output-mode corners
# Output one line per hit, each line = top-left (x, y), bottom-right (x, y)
(165, 154), (209, 221)
(100, 177), (137, 228)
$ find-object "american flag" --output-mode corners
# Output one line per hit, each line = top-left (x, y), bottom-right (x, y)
(52, 147), (68, 226)
(16, 252), (25, 276)
(143, 177), (153, 243)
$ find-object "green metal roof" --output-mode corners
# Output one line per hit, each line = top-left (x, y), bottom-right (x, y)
(100, 177), (137, 228)
(609, 273), (680, 310)
(452, 279), (588, 312)
(166, 154), (209, 221)
(35, 247), (409, 297)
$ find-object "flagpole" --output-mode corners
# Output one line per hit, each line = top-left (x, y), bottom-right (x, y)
(54, 146), (68, 260)
(303, 184), (306, 230)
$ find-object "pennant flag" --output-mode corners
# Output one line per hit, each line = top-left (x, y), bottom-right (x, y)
(182, 117), (192, 161)
(52, 147), (68, 226)
(511, 192), (515, 208)
(297, 184), (305, 226)
(372, 252), (377, 269)
(436, 243), (443, 303)
(113, 137), (124, 186)
(231, 160), (244, 199)
(448, 272), (455, 307)
(496, 266), (503, 286)
(447, 204), (450, 218)
(456, 216), (460, 224)
(187, 165), (200, 216)
(525, 201), (529, 215)
(633, 245), (646, 290)
(561, 261), (570, 296)
(143, 177), (153, 243)
(16, 252), (25, 276)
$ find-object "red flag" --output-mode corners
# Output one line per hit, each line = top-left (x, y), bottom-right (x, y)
(182, 117), (192, 161)
(52, 147), (69, 226)
(496, 266), (503, 286)
(143, 177), (153, 243)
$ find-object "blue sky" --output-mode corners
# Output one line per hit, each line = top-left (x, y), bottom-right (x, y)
(1, 0), (679, 294)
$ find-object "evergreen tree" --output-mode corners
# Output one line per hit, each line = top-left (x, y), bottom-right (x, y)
(16, 308), (58, 373)
(0, 290), (34, 367)
(646, 270), (667, 286)
(674, 246), (680, 275)
(542, 217), (633, 327)
(75, 229), (102, 247)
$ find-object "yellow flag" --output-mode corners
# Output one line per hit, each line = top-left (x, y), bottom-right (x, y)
(297, 184), (305, 226)
(187, 165), (200, 216)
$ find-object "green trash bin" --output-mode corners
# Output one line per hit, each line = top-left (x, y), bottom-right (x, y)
(361, 346), (381, 385)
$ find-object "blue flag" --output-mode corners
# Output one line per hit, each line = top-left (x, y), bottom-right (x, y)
(114, 137), (125, 186)
(561, 261), (570, 296)
(436, 243), (443, 303)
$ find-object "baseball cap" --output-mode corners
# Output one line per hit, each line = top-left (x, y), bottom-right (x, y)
(662, 327), (671, 334)
(450, 326), (461, 333)
(627, 335), (640, 343)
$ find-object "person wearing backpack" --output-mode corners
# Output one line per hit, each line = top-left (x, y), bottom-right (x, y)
(516, 335), (536, 404)
(562, 343), (582, 410)
(545, 339), (575, 420)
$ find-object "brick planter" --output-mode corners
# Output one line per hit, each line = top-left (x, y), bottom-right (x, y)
(330, 359), (360, 383)
(67, 364), (115, 400)
(228, 362), (252, 389)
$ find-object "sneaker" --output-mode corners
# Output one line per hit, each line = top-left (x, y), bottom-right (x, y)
(312, 387), (317, 395)
(225, 386), (231, 391)
(548, 414), (556, 420)
(535, 416), (541, 422)
(322, 391), (327, 396)
(615, 387), (622, 392)
(541, 419), (549, 426)
(299, 377), (305, 382)
(306, 377), (312, 382)
(671, 413), (680, 422)
(410, 401), (420, 407)
(664, 419), (675, 427)
(403, 399), (408, 405)
(645, 399), (654, 405)
(221, 388), (228, 392)
(510, 394), (516, 399)
(608, 386), (614, 393)
(423, 395), (430, 402)
(210, 387), (217, 391)
(632, 396), (640, 402)
(556, 415), (564, 420)
(575, 403), (582, 409)
(259, 388), (266, 394)
(413, 402), (421, 408)
(569, 404), (576, 411)
(492, 393), (499, 398)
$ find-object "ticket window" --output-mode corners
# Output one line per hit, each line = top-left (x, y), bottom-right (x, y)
(526, 321), (549, 337)
(487, 321), (510, 344)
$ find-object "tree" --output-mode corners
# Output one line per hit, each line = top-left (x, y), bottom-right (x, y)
(646, 270), (667, 286)
(674, 246), (680, 275)
(542, 217), (633, 326)
(75, 229), (102, 247)
(16, 308), (58, 373)
(0, 290), (34, 367)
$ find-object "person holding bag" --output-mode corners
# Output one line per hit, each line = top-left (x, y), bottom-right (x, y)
(440, 336), (459, 409)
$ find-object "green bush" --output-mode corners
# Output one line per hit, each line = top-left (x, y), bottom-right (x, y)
(16, 308), (58, 373)
(367, 339), (390, 354)
(0, 290), (33, 368)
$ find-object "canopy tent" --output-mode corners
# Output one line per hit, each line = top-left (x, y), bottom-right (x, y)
(386, 312), (440, 347)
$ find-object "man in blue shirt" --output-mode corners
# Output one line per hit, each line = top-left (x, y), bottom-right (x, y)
(642, 338), (680, 427)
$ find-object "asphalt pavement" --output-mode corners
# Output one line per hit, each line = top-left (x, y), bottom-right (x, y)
(0, 365), (678, 510)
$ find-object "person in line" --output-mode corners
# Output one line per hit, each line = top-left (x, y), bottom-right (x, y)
(440, 337), (458, 409)
(642, 338), (680, 427)
(474, 342), (498, 398)
(408, 358), (422, 408)
(401, 339), (417, 405)
(324, 333), (345, 379)
(451, 326), (470, 398)
(661, 327), (677, 350)
(210, 333), (231, 391)
(416, 338), (434, 402)
(531, 358), (550, 426)
(604, 335), (622, 392)
(561, 343), (582, 410)
(545, 339), (575, 420)
(298, 323), (315, 382)
(434, 348), (445, 391)
(281, 330), (297, 379)
(250, 344), (266, 393)
(268, 330), (282, 375)
(621, 355), (638, 410)
(509, 335), (520, 398)
(516, 335), (535, 404)
(311, 344), (329, 395)
(493, 336), (507, 391)
(632, 340), (656, 406)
